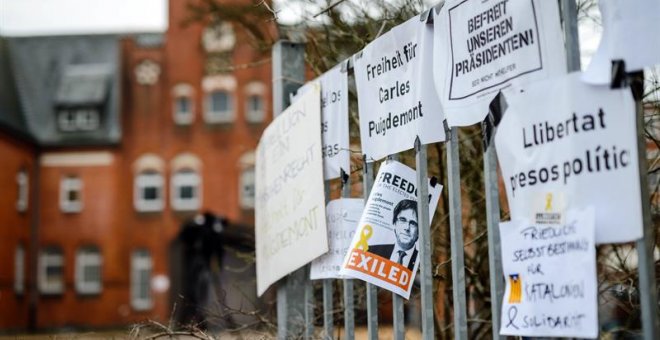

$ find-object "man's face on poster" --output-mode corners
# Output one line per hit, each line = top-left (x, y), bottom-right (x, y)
(394, 208), (419, 250)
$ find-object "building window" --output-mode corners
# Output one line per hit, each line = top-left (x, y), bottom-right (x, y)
(246, 95), (265, 123)
(39, 247), (64, 294)
(171, 169), (201, 211)
(174, 96), (193, 125)
(205, 90), (234, 123)
(75, 247), (102, 295)
(58, 109), (100, 132)
(131, 249), (153, 310)
(60, 176), (83, 213)
(240, 167), (255, 209)
(134, 171), (164, 212)
(16, 170), (28, 212)
(15, 245), (25, 294)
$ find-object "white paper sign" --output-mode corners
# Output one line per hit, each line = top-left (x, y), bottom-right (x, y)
(310, 198), (364, 280)
(499, 207), (598, 338)
(295, 67), (350, 179)
(433, 0), (566, 127)
(495, 72), (642, 244)
(355, 16), (446, 162)
(582, 0), (660, 84)
(339, 161), (442, 299)
(255, 86), (328, 296)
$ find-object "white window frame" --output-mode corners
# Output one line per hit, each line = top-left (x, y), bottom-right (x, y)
(15, 245), (25, 294)
(204, 90), (234, 124)
(58, 110), (77, 132)
(75, 247), (102, 295)
(60, 176), (83, 213)
(239, 167), (255, 209)
(16, 170), (28, 212)
(131, 250), (153, 311)
(171, 170), (201, 211)
(245, 94), (265, 123)
(38, 247), (64, 294)
(134, 171), (165, 212)
(173, 96), (194, 125)
(75, 109), (100, 131)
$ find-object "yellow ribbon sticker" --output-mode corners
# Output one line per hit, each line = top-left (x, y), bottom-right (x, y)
(355, 224), (373, 251)
(545, 193), (553, 212)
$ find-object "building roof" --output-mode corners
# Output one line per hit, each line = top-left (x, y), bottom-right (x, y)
(0, 37), (30, 139)
(5, 34), (122, 146)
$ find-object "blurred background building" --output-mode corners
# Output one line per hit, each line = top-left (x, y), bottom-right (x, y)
(0, 0), (275, 331)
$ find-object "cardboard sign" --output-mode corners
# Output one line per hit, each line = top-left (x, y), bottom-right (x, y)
(499, 207), (598, 338)
(433, 0), (566, 127)
(255, 86), (328, 296)
(339, 161), (442, 299)
(495, 73), (642, 244)
(355, 16), (446, 162)
(582, 0), (660, 84)
(295, 66), (350, 179)
(310, 198), (364, 280)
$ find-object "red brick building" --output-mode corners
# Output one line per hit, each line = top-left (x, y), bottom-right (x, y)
(0, 0), (275, 330)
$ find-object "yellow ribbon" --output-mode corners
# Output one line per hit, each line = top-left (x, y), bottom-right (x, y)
(355, 224), (373, 251)
(545, 193), (553, 212)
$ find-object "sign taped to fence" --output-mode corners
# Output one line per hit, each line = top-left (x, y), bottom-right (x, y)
(495, 72), (642, 244)
(499, 206), (598, 338)
(354, 16), (446, 162)
(294, 66), (350, 179)
(255, 86), (328, 296)
(339, 161), (442, 299)
(433, 0), (566, 127)
(582, 0), (660, 84)
(310, 198), (364, 280)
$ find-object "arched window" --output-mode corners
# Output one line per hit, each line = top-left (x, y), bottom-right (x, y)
(171, 153), (202, 211)
(244, 81), (266, 123)
(239, 151), (256, 209)
(172, 83), (195, 125)
(202, 75), (236, 124)
(75, 246), (102, 294)
(133, 154), (165, 212)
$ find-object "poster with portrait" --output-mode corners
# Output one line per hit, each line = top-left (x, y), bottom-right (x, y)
(499, 206), (598, 338)
(339, 161), (442, 299)
(433, 0), (566, 127)
(495, 73), (642, 244)
(310, 198), (364, 280)
(582, 0), (660, 84)
(294, 66), (350, 179)
(255, 86), (328, 296)
(354, 15), (446, 162)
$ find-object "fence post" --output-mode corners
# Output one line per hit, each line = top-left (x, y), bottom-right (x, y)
(363, 156), (379, 340)
(341, 169), (355, 340)
(447, 125), (469, 339)
(323, 183), (334, 340)
(272, 40), (310, 340)
(415, 137), (435, 340)
(631, 71), (660, 339)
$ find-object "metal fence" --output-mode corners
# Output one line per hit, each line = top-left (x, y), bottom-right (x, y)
(270, 1), (659, 339)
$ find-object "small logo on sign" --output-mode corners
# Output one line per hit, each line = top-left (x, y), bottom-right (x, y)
(508, 274), (522, 304)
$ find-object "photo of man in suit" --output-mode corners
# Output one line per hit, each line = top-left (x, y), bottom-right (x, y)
(368, 199), (419, 271)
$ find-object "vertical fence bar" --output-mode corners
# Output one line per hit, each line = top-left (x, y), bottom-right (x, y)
(363, 156), (379, 340)
(387, 154), (405, 340)
(342, 170), (355, 340)
(272, 40), (309, 340)
(323, 183), (334, 340)
(447, 126), (468, 340)
(632, 71), (660, 340)
(415, 138), (435, 340)
(483, 142), (504, 340)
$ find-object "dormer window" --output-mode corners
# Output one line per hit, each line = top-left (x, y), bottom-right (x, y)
(58, 109), (100, 132)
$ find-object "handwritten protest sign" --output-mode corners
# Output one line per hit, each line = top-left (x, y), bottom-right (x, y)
(433, 0), (566, 127)
(499, 206), (598, 338)
(340, 161), (442, 299)
(495, 73), (642, 244)
(294, 66), (350, 179)
(311, 198), (364, 280)
(354, 16), (446, 162)
(582, 0), (660, 84)
(255, 86), (327, 296)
